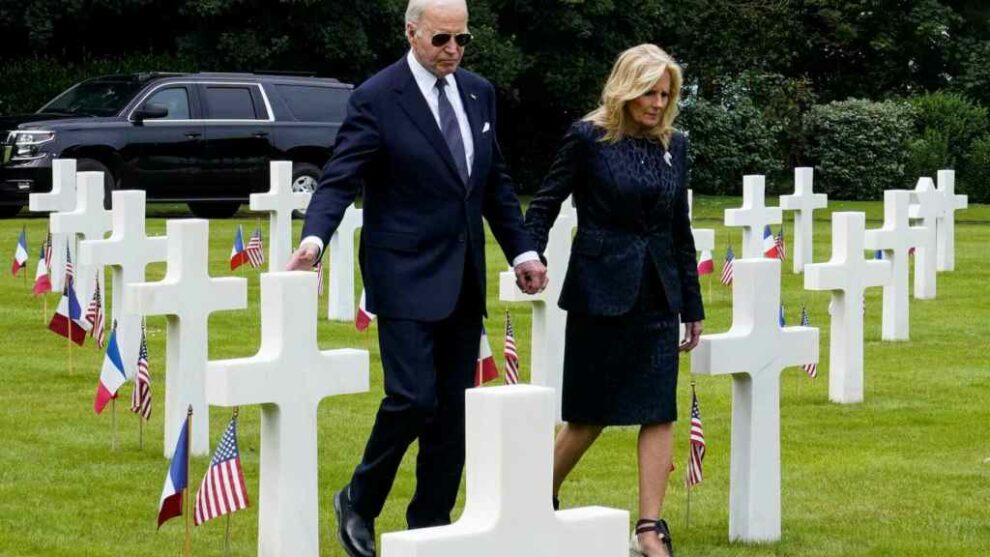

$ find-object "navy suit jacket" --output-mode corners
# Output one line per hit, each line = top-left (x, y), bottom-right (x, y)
(301, 57), (534, 321)
(525, 121), (705, 322)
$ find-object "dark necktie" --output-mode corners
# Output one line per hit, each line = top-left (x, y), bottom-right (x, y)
(436, 78), (470, 184)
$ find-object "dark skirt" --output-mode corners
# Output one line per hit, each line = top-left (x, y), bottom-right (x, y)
(561, 262), (680, 425)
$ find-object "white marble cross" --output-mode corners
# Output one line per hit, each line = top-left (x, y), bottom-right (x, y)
(779, 167), (827, 274)
(29, 159), (77, 292)
(124, 220), (247, 457)
(49, 172), (112, 318)
(804, 212), (890, 404)
(690, 258), (818, 542)
(689, 189), (714, 252)
(78, 191), (167, 375)
(498, 196), (577, 422)
(382, 385), (628, 556)
(864, 191), (927, 341)
(207, 271), (369, 557)
(250, 161), (311, 271)
(909, 178), (938, 300)
(724, 175), (782, 259)
(327, 204), (363, 321)
(934, 170), (968, 271)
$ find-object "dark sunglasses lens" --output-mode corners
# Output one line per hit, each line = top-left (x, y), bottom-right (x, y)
(431, 33), (452, 47)
(454, 33), (472, 46)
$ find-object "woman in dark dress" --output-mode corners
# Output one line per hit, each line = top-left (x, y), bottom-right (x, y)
(525, 44), (704, 557)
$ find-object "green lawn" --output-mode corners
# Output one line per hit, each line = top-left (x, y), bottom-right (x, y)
(0, 197), (988, 556)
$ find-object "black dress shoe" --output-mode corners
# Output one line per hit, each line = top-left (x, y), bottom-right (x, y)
(333, 486), (376, 557)
(552, 496), (560, 511)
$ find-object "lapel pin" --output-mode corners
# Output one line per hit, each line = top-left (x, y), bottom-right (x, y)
(664, 151), (673, 167)
(469, 93), (477, 100)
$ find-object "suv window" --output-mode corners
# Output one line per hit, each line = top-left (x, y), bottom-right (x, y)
(40, 80), (146, 117)
(203, 86), (260, 120)
(144, 87), (190, 120)
(276, 85), (347, 123)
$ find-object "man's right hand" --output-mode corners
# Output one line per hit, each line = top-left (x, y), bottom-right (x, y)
(286, 244), (321, 271)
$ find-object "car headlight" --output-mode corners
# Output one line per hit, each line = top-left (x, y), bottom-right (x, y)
(12, 130), (55, 145)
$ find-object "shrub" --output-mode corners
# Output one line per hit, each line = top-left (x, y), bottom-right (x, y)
(679, 96), (782, 196)
(961, 135), (990, 204)
(905, 129), (951, 183)
(909, 91), (988, 166)
(801, 99), (914, 200)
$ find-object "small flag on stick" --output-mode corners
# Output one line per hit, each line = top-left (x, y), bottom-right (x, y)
(686, 384), (706, 487)
(800, 306), (818, 378)
(504, 311), (520, 385)
(720, 246), (735, 286)
(246, 223), (265, 268)
(475, 327), (499, 386)
(194, 411), (250, 525)
(11, 227), (28, 276)
(158, 410), (191, 529)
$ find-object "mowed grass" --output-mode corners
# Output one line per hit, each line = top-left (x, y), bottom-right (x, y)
(0, 196), (988, 557)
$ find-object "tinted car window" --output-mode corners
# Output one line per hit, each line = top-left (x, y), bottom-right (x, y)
(203, 86), (259, 120)
(40, 80), (145, 117)
(144, 87), (190, 120)
(276, 85), (347, 123)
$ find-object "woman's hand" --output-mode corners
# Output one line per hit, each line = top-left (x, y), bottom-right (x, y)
(679, 321), (703, 352)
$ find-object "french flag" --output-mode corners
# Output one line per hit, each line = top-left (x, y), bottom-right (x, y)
(94, 327), (127, 414)
(48, 279), (90, 345)
(762, 225), (779, 259)
(158, 417), (190, 528)
(33, 243), (51, 296)
(697, 249), (714, 276)
(11, 227), (28, 276)
(229, 225), (248, 271)
(355, 290), (376, 332)
(475, 327), (499, 386)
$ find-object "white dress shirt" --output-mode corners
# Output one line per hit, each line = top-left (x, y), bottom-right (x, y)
(301, 51), (538, 267)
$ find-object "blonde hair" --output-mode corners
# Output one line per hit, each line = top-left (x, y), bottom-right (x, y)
(584, 44), (683, 148)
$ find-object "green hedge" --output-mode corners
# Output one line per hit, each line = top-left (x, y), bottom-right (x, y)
(801, 99), (914, 200)
(962, 135), (990, 204)
(679, 96), (781, 196)
(0, 53), (194, 115)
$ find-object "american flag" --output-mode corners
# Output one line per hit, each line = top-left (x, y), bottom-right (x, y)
(800, 306), (817, 378)
(246, 225), (265, 268)
(64, 245), (74, 281)
(775, 227), (786, 260)
(44, 232), (53, 270)
(504, 311), (520, 385)
(131, 326), (152, 420)
(194, 415), (249, 526)
(720, 246), (735, 286)
(84, 271), (106, 348)
(315, 258), (324, 297)
(686, 387), (706, 487)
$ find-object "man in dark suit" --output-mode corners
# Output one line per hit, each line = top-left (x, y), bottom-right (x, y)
(286, 0), (548, 555)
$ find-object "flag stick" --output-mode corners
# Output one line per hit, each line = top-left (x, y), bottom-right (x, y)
(67, 322), (73, 375)
(111, 398), (117, 452)
(139, 415), (144, 451)
(685, 380), (697, 531)
(42, 296), (47, 324)
(183, 406), (193, 557)
(223, 513), (232, 557)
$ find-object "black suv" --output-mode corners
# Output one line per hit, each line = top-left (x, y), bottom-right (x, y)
(0, 72), (352, 218)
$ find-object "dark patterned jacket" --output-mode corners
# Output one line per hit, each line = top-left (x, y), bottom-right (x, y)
(525, 120), (705, 322)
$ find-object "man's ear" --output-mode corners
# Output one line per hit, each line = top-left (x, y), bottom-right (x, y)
(405, 23), (416, 43)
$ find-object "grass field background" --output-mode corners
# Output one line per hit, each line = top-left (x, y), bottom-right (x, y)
(0, 196), (987, 556)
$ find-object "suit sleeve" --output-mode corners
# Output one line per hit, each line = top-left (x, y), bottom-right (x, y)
(300, 87), (381, 248)
(481, 83), (537, 264)
(672, 135), (705, 323)
(524, 122), (583, 255)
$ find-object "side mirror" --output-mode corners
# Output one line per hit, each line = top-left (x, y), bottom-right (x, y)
(132, 103), (169, 124)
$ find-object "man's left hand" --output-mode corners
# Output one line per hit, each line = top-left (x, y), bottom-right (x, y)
(515, 260), (548, 295)
(679, 321), (704, 352)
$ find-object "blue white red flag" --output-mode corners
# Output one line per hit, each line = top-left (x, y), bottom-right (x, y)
(94, 325), (127, 414)
(229, 225), (248, 271)
(475, 327), (499, 386)
(11, 227), (28, 276)
(158, 416), (190, 528)
(763, 225), (779, 259)
(48, 278), (90, 345)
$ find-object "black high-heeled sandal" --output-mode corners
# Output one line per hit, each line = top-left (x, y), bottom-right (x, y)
(630, 518), (674, 557)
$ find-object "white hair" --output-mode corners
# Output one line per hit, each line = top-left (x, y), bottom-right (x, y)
(405, 0), (468, 25)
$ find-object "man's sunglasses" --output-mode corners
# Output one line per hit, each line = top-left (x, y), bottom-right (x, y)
(430, 32), (473, 47)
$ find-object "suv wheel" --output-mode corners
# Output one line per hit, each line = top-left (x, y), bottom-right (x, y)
(187, 201), (241, 219)
(76, 158), (116, 210)
(291, 162), (321, 217)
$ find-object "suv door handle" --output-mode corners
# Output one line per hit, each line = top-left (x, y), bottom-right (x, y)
(253, 132), (269, 138)
(185, 132), (202, 140)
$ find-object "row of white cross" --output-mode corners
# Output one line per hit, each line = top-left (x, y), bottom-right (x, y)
(28, 160), (967, 554)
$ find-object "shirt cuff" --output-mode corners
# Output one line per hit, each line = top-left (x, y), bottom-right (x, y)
(512, 251), (540, 267)
(300, 236), (325, 259)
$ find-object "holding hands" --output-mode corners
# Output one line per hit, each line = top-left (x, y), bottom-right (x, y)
(515, 260), (549, 295)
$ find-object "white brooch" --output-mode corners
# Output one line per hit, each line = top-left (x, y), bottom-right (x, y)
(664, 151), (673, 167)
